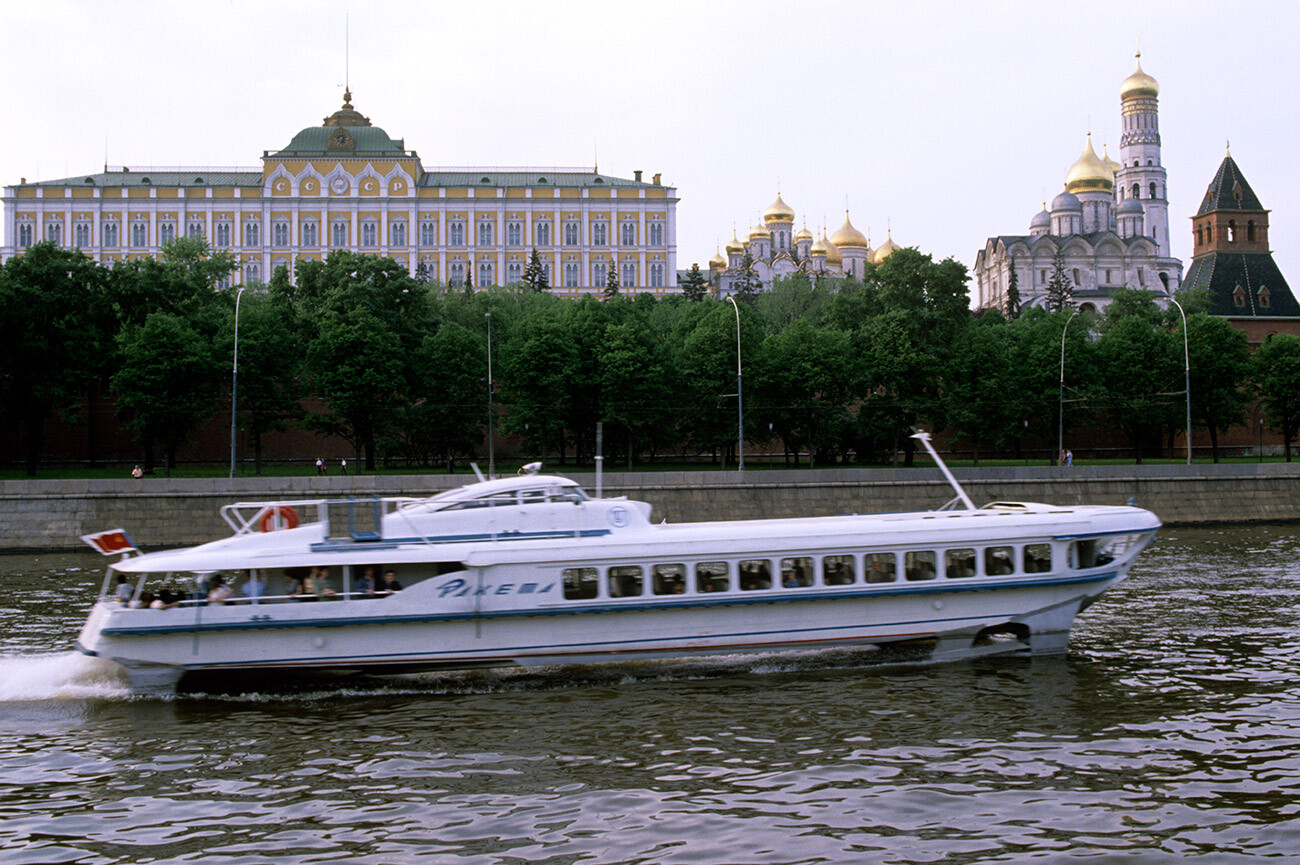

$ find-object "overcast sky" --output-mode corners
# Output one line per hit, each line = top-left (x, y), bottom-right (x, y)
(5, 0), (1298, 291)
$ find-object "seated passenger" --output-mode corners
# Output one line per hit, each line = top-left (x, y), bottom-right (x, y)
(357, 566), (379, 598)
(313, 567), (338, 599)
(206, 575), (233, 605)
(376, 570), (403, 596)
(132, 591), (155, 609)
(240, 572), (267, 602)
(113, 575), (134, 606)
(151, 587), (182, 609)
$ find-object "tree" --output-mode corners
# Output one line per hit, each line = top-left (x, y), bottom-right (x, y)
(501, 310), (580, 464)
(223, 286), (303, 474)
(401, 321), (487, 469)
(113, 313), (223, 476)
(754, 319), (857, 467)
(603, 265), (620, 299)
(598, 319), (670, 467)
(1092, 315), (1179, 462)
(681, 263), (708, 302)
(1185, 314), (1252, 462)
(1005, 256), (1021, 318)
(943, 317), (1018, 465)
(1044, 247), (1073, 312)
(523, 249), (549, 292)
(732, 253), (761, 300)
(1255, 334), (1300, 461)
(0, 243), (113, 474)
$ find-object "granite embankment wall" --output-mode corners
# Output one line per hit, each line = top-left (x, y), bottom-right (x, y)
(2, 464), (1298, 552)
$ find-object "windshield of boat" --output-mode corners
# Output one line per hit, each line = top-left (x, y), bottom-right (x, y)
(436, 486), (588, 510)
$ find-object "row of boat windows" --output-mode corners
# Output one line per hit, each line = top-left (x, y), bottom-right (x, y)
(560, 543), (1063, 600)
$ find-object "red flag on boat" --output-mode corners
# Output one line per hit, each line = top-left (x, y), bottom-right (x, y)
(80, 529), (137, 556)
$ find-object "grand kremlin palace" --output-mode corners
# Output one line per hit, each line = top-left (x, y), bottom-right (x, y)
(1, 91), (679, 294)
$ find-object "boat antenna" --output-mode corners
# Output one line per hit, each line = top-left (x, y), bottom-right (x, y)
(469, 462), (487, 483)
(911, 431), (976, 510)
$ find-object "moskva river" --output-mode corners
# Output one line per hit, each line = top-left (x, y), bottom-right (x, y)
(1, 524), (1298, 863)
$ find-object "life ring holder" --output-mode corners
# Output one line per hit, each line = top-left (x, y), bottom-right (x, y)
(257, 505), (300, 532)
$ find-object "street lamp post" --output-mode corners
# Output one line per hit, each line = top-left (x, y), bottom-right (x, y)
(230, 286), (246, 478)
(486, 312), (495, 479)
(1169, 296), (1192, 464)
(1057, 308), (1081, 467)
(727, 296), (744, 472)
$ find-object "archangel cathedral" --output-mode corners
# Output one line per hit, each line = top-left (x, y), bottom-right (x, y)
(974, 54), (1184, 314)
(708, 194), (899, 296)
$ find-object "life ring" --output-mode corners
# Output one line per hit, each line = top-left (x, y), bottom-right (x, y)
(257, 506), (299, 532)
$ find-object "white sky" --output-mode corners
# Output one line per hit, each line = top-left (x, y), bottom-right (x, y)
(5, 0), (1299, 291)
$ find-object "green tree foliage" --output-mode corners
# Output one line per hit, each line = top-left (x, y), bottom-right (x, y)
(1185, 314), (1252, 462)
(599, 318), (671, 467)
(113, 313), (223, 476)
(1092, 315), (1180, 462)
(501, 309), (579, 464)
(523, 249), (549, 292)
(399, 321), (487, 470)
(754, 319), (856, 466)
(603, 265), (620, 299)
(1005, 256), (1021, 318)
(1044, 247), (1073, 313)
(223, 286), (303, 474)
(732, 253), (761, 300)
(943, 316), (1017, 464)
(0, 243), (114, 474)
(1255, 334), (1300, 461)
(680, 263), (708, 302)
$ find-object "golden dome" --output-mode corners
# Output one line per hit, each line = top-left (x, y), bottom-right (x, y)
(872, 231), (899, 264)
(830, 211), (869, 250)
(709, 248), (727, 270)
(763, 193), (796, 224)
(1065, 133), (1114, 194)
(1102, 144), (1122, 175)
(725, 231), (744, 254)
(795, 223), (813, 243)
(822, 235), (842, 266)
(748, 222), (771, 241)
(809, 235), (827, 257)
(1120, 52), (1159, 100)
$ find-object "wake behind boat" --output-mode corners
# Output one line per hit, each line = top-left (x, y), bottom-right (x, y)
(76, 435), (1160, 693)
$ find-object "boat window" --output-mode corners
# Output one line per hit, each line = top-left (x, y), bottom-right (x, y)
(984, 546), (1014, 576)
(779, 557), (814, 588)
(608, 565), (643, 597)
(865, 553), (896, 583)
(519, 489), (548, 504)
(945, 548), (977, 578)
(739, 559), (772, 590)
(562, 567), (599, 600)
(696, 561), (729, 593)
(904, 551), (937, 581)
(823, 555), (855, 585)
(1024, 544), (1052, 573)
(653, 564), (687, 595)
(1072, 534), (1140, 569)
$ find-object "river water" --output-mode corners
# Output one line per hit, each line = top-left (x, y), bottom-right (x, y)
(1, 524), (1298, 864)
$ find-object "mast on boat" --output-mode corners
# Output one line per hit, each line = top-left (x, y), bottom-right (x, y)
(911, 431), (976, 511)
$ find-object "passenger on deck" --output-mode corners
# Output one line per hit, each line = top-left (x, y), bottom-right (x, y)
(376, 570), (403, 596)
(113, 575), (134, 605)
(206, 575), (233, 605)
(314, 567), (338, 599)
(240, 572), (266, 602)
(356, 566), (379, 598)
(283, 569), (307, 600)
(151, 587), (182, 609)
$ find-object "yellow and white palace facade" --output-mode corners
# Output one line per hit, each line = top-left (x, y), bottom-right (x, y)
(1, 92), (679, 294)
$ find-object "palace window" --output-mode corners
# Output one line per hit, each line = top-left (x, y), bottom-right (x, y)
(1150, 182), (1158, 199)
(244, 262), (260, 284)
(301, 221), (318, 247)
(16, 222), (32, 249)
(592, 262), (607, 287)
(102, 221), (119, 247)
(649, 221), (664, 245)
(535, 220), (551, 246)
(273, 221), (289, 246)
(130, 222), (147, 247)
(45, 222), (63, 245)
(563, 262), (579, 287)
(331, 221), (348, 247)
(563, 221), (579, 246)
(214, 222), (232, 247)
(592, 222), (607, 246)
(506, 221), (522, 245)
(159, 222), (175, 244)
(74, 222), (91, 249)
(478, 261), (493, 286)
(506, 261), (522, 283)
(649, 263), (664, 287)
(420, 221), (436, 246)
(542, 261), (552, 283)
(187, 221), (204, 240)
(621, 262), (636, 288)
(620, 222), (635, 246)
(448, 262), (465, 287)
(361, 220), (378, 247)
(449, 221), (465, 246)
(391, 220), (407, 247)
(477, 221), (494, 247)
